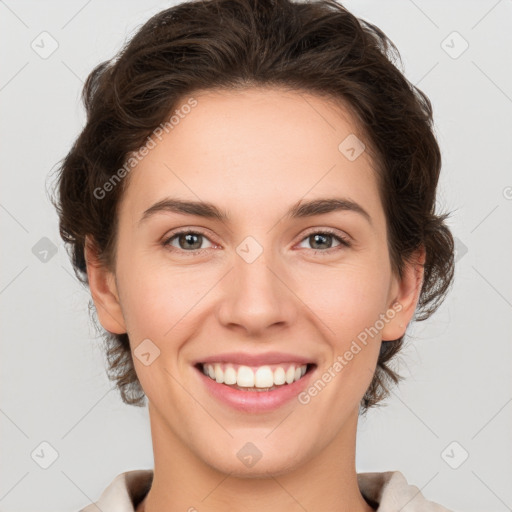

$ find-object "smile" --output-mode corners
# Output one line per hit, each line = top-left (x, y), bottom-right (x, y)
(194, 360), (317, 412)
(198, 362), (311, 391)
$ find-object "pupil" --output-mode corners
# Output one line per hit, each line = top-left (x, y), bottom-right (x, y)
(312, 233), (330, 249)
(181, 233), (201, 250)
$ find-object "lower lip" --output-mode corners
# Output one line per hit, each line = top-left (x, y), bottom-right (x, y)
(196, 365), (316, 413)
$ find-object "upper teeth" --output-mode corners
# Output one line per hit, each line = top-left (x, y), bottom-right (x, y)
(202, 363), (307, 388)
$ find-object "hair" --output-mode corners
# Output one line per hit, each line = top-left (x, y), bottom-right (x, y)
(51, 0), (454, 414)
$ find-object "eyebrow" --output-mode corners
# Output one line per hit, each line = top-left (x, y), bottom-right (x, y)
(139, 196), (372, 226)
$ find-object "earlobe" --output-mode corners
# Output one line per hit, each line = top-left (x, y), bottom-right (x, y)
(381, 246), (426, 341)
(84, 235), (127, 334)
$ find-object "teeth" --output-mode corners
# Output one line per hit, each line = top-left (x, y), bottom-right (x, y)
(273, 367), (286, 385)
(201, 363), (309, 389)
(254, 366), (274, 388)
(224, 366), (237, 385)
(214, 364), (224, 384)
(285, 366), (295, 384)
(237, 366), (255, 387)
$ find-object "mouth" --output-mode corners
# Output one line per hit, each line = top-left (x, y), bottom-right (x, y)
(194, 361), (317, 392)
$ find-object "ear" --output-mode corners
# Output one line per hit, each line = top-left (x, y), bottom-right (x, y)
(381, 245), (426, 341)
(84, 235), (127, 334)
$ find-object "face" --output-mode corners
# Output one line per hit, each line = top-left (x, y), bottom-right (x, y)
(88, 87), (421, 477)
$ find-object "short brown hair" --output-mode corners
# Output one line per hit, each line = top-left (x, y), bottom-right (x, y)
(52, 0), (454, 413)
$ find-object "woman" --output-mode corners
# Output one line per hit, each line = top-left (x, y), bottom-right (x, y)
(53, 0), (455, 509)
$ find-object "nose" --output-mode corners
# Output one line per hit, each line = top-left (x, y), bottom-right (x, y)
(216, 249), (298, 336)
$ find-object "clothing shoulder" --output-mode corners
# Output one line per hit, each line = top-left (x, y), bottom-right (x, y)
(358, 470), (454, 511)
(79, 470), (153, 512)
(78, 468), (453, 512)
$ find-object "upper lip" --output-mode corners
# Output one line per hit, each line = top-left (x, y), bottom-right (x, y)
(195, 352), (315, 367)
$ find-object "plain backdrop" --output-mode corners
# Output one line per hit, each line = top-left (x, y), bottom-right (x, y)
(1, 1), (511, 511)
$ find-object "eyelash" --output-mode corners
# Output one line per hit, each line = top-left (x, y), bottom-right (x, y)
(162, 228), (351, 256)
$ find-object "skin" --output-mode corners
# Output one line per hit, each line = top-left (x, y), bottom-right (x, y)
(85, 87), (425, 512)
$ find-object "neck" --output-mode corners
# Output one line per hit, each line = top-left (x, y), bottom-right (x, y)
(139, 404), (374, 512)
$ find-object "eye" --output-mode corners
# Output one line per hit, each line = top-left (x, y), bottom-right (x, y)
(162, 230), (215, 254)
(297, 229), (351, 254)
(162, 228), (351, 256)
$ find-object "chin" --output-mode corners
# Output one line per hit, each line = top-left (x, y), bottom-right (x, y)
(195, 436), (310, 478)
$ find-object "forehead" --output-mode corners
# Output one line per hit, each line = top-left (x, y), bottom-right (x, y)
(120, 87), (383, 228)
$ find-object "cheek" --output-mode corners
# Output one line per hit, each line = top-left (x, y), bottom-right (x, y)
(115, 249), (206, 343)
(115, 258), (205, 399)
(128, 278), (200, 342)
(294, 260), (392, 341)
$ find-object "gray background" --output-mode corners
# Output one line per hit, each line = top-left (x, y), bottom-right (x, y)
(1, 1), (511, 511)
